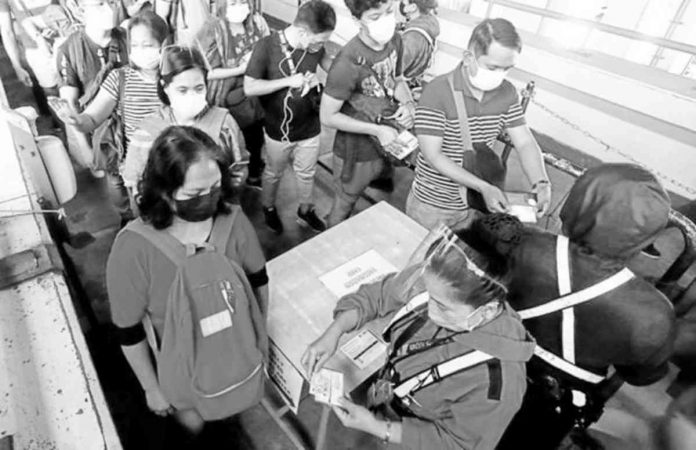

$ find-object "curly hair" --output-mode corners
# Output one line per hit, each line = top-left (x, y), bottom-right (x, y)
(137, 126), (236, 229)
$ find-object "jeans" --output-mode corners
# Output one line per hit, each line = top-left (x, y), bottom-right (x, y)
(261, 134), (320, 208)
(327, 155), (384, 227)
(405, 190), (480, 230)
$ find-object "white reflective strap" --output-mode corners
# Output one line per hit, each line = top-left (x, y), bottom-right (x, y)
(562, 309), (576, 363)
(383, 292), (429, 335)
(556, 235), (572, 296)
(556, 236), (575, 363)
(533, 346), (604, 384)
(393, 350), (494, 398)
(518, 268), (635, 320)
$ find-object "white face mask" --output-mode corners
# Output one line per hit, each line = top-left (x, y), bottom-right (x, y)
(169, 92), (208, 121)
(86, 7), (114, 31)
(468, 61), (508, 91)
(130, 48), (160, 70)
(226, 4), (250, 23)
(366, 13), (397, 45)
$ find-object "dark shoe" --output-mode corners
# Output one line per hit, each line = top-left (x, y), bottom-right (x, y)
(246, 176), (262, 191)
(368, 176), (394, 193)
(264, 207), (283, 234)
(297, 207), (326, 232)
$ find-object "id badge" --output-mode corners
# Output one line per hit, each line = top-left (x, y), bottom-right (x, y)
(200, 309), (232, 337)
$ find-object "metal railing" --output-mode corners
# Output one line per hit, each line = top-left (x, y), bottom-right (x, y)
(484, 0), (696, 57)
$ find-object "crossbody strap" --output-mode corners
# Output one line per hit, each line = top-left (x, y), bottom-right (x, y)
(446, 70), (473, 153)
(393, 350), (495, 400)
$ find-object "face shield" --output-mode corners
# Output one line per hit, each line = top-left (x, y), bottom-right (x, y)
(399, 224), (508, 301)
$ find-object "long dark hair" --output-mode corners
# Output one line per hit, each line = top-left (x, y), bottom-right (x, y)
(137, 126), (235, 229)
(157, 46), (209, 105)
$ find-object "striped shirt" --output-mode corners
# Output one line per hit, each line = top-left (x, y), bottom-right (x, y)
(101, 66), (161, 146)
(413, 65), (525, 210)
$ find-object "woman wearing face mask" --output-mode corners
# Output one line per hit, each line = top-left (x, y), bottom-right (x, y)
(107, 125), (269, 436)
(302, 226), (533, 449)
(195, 0), (269, 189)
(50, 10), (168, 225)
(123, 46), (248, 193)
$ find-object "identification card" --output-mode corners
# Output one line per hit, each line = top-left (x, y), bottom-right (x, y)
(310, 368), (344, 405)
(200, 309), (233, 337)
(340, 329), (388, 370)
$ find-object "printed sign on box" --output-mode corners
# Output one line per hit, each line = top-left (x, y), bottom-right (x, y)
(267, 340), (304, 414)
(319, 249), (397, 298)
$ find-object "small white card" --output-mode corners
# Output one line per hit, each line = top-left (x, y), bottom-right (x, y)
(200, 309), (233, 337)
(340, 329), (388, 370)
(508, 204), (537, 223)
(310, 368), (344, 405)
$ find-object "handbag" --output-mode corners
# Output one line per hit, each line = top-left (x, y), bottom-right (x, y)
(446, 70), (506, 213)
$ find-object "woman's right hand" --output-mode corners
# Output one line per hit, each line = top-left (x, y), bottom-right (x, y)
(301, 329), (341, 379)
(48, 97), (80, 127)
(145, 386), (174, 417)
(375, 125), (399, 147)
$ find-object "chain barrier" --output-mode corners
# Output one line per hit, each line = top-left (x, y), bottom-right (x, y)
(528, 96), (696, 197)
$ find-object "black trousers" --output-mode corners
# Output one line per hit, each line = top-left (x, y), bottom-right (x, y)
(496, 381), (577, 450)
(241, 121), (265, 179)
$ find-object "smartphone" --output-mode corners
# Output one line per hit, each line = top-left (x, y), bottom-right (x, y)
(506, 191), (538, 223)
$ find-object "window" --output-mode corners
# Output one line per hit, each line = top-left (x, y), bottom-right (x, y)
(459, 0), (696, 79)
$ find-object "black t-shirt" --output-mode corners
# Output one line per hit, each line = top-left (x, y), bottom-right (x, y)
(324, 34), (403, 162)
(245, 31), (323, 142)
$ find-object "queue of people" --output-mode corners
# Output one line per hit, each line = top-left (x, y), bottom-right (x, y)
(3, 0), (694, 448)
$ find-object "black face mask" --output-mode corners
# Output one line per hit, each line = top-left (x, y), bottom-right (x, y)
(174, 187), (221, 222)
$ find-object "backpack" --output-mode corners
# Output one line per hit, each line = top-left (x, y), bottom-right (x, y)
(91, 66), (126, 174)
(124, 207), (268, 420)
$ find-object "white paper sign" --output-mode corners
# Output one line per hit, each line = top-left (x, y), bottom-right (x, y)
(340, 329), (388, 370)
(319, 249), (397, 298)
(267, 340), (304, 414)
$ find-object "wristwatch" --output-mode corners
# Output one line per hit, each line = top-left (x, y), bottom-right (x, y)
(382, 419), (392, 444)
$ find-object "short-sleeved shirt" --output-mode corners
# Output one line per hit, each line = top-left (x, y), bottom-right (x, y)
(412, 64), (526, 210)
(324, 34), (403, 162)
(55, 28), (128, 98)
(101, 66), (161, 145)
(245, 31), (324, 142)
(106, 210), (267, 337)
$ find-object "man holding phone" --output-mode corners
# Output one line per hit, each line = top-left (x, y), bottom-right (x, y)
(244, 0), (337, 234)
